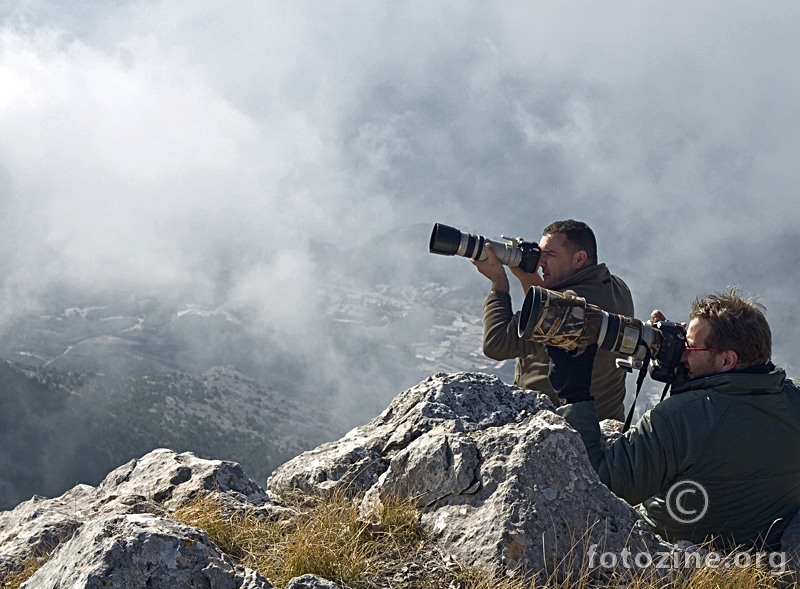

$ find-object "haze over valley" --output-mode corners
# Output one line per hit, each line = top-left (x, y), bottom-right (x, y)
(2, 1), (800, 510)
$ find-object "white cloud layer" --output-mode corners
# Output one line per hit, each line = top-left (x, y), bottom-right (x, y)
(2, 0), (799, 364)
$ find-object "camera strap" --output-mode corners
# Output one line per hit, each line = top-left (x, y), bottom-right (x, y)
(659, 382), (671, 403)
(622, 345), (651, 433)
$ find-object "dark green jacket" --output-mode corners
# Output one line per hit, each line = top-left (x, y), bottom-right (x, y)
(558, 365), (800, 549)
(483, 263), (634, 421)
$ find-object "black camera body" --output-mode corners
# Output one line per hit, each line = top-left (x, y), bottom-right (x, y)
(648, 320), (687, 385)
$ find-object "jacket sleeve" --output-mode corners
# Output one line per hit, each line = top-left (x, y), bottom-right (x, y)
(557, 401), (681, 506)
(482, 291), (525, 361)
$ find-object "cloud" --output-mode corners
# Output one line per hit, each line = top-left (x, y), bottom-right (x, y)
(1, 0), (800, 400)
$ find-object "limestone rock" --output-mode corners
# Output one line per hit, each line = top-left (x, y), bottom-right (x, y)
(268, 372), (552, 498)
(0, 495), (83, 577)
(284, 574), (341, 589)
(272, 372), (675, 581)
(20, 513), (271, 588)
(0, 448), (270, 577)
(600, 418), (624, 449)
(361, 430), (480, 511)
(367, 410), (672, 580)
(94, 447), (270, 513)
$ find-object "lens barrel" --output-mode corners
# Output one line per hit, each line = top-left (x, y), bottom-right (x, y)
(518, 286), (605, 351)
(429, 223), (540, 272)
(429, 223), (465, 256)
(518, 285), (544, 340)
(519, 286), (646, 356)
(518, 285), (686, 385)
(429, 223), (487, 259)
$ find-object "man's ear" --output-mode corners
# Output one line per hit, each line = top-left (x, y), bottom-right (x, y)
(718, 349), (739, 372)
(574, 249), (588, 270)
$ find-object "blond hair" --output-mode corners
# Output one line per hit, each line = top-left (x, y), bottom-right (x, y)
(689, 286), (771, 368)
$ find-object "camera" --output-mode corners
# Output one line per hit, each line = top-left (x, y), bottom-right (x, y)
(517, 286), (687, 385)
(429, 223), (541, 273)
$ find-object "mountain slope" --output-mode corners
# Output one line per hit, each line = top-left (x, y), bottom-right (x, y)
(0, 360), (341, 510)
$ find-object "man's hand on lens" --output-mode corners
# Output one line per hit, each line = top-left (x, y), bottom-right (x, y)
(650, 310), (686, 329)
(651, 310), (667, 323)
(471, 242), (510, 293)
(545, 344), (598, 405)
(508, 264), (544, 292)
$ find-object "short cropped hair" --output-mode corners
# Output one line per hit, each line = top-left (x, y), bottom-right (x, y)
(542, 219), (598, 265)
(689, 286), (772, 367)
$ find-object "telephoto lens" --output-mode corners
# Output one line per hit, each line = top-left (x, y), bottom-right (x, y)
(518, 286), (611, 351)
(518, 285), (691, 384)
(428, 223), (540, 273)
(518, 286), (664, 357)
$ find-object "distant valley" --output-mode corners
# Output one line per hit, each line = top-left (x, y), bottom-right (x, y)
(0, 225), (517, 509)
(3, 223), (749, 511)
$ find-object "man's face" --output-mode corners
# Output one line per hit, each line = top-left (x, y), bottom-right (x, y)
(681, 318), (725, 379)
(538, 232), (585, 287)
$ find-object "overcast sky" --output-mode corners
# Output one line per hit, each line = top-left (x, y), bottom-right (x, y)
(2, 1), (799, 373)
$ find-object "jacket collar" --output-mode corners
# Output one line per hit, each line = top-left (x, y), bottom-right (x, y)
(548, 263), (610, 291)
(672, 364), (786, 396)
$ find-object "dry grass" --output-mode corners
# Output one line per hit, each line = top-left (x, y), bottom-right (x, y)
(0, 556), (49, 589)
(0, 527), (78, 589)
(3, 491), (797, 589)
(173, 490), (438, 588)
(172, 491), (800, 589)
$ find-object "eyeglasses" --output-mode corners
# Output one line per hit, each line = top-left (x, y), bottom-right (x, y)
(684, 347), (718, 353)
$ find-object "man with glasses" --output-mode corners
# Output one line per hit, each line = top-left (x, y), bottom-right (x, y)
(473, 219), (634, 421)
(547, 286), (800, 550)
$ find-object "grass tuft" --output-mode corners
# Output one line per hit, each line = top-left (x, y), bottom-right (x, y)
(0, 491), (788, 589)
(173, 491), (435, 588)
(173, 491), (800, 589)
(0, 556), (48, 589)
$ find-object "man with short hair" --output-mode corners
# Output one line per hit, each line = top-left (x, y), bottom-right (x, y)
(549, 287), (800, 550)
(473, 219), (634, 421)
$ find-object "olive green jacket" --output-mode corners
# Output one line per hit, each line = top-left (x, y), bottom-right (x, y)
(482, 263), (634, 421)
(558, 366), (800, 549)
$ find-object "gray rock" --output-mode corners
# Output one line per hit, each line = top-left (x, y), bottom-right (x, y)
(94, 447), (270, 513)
(0, 495), (83, 577)
(272, 372), (677, 581)
(367, 410), (673, 580)
(268, 372), (552, 498)
(600, 418), (624, 449)
(284, 573), (340, 589)
(240, 567), (275, 589)
(20, 513), (271, 588)
(0, 448), (270, 577)
(361, 430), (480, 512)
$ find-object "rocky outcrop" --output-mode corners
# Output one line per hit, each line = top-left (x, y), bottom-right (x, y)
(362, 410), (669, 580)
(270, 372), (675, 581)
(268, 372), (552, 498)
(3, 371), (756, 586)
(21, 513), (272, 589)
(0, 449), (273, 587)
(600, 418), (623, 448)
